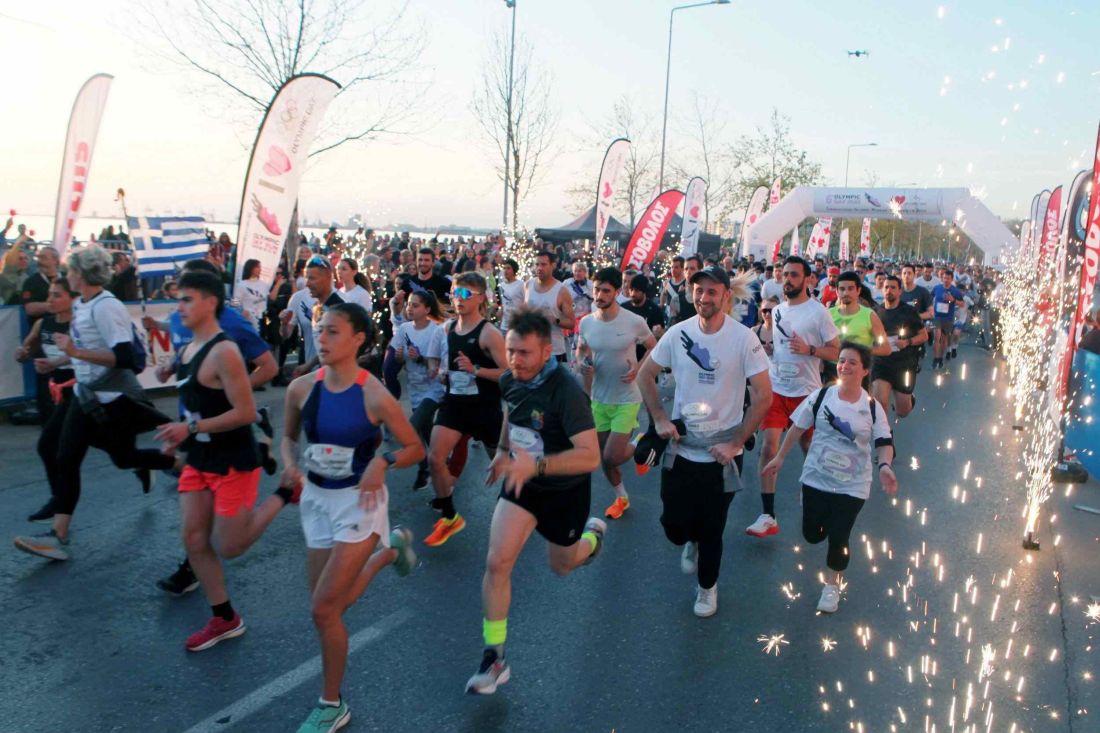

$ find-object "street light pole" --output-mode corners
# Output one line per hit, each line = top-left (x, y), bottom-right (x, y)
(658, 0), (730, 193)
(844, 142), (877, 187)
(502, 0), (517, 233)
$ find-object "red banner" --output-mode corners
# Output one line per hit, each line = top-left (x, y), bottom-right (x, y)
(1039, 185), (1063, 266)
(621, 189), (684, 271)
(1076, 123), (1100, 350)
(52, 74), (113, 256)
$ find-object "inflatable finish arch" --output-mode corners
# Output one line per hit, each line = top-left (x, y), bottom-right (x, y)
(745, 187), (1016, 265)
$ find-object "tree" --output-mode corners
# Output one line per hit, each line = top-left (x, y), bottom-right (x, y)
(137, 0), (427, 157)
(472, 30), (557, 234)
(671, 92), (735, 234)
(727, 108), (824, 208)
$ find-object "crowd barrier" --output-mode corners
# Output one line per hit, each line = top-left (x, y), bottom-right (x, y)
(0, 300), (180, 405)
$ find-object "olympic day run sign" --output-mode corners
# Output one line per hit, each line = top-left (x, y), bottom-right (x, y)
(812, 189), (939, 218)
(621, 189), (685, 271)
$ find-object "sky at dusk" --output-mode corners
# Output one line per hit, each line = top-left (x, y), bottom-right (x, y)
(1, 0), (1098, 232)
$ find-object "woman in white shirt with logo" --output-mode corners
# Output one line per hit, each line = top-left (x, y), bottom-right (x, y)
(761, 341), (897, 614)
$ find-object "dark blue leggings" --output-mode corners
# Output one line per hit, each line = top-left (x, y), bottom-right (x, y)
(383, 346), (402, 398)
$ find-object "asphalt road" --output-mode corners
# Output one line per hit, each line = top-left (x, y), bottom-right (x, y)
(2, 342), (1098, 733)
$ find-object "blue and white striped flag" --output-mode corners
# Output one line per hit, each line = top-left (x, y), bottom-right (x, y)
(127, 216), (208, 278)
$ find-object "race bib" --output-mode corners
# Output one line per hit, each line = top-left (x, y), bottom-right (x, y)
(935, 301), (950, 314)
(508, 423), (544, 459)
(887, 336), (900, 353)
(449, 370), (479, 396)
(42, 343), (66, 360)
(303, 443), (355, 479)
(681, 401), (719, 435)
(183, 408), (211, 443)
(820, 449), (856, 483)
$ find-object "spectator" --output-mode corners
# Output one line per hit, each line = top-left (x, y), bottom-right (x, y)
(22, 246), (60, 321)
(1, 245), (30, 304)
(107, 251), (140, 301)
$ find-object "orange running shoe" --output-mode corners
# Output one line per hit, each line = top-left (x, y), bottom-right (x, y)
(424, 514), (466, 546)
(604, 496), (630, 520)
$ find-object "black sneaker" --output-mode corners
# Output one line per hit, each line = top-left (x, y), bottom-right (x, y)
(256, 406), (274, 440)
(136, 469), (155, 494)
(156, 559), (199, 596)
(743, 433), (756, 452)
(27, 499), (59, 524)
(412, 467), (430, 491)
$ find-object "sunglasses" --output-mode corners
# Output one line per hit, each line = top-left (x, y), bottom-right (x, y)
(307, 256), (331, 270)
(452, 286), (478, 300)
(761, 309), (773, 315)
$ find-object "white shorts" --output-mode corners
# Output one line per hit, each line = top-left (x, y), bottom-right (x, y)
(299, 480), (391, 550)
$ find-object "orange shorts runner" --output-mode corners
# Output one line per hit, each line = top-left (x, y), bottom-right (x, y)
(762, 392), (815, 434)
(178, 466), (261, 518)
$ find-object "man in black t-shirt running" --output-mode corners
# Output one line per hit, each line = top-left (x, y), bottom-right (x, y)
(465, 307), (605, 696)
(873, 275), (928, 419)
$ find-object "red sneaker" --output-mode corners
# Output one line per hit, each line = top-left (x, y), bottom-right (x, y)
(186, 613), (246, 652)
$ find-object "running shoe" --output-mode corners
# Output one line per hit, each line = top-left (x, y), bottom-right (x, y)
(680, 542), (698, 575)
(157, 559), (199, 596)
(951, 347), (958, 359)
(411, 467), (430, 491)
(296, 700), (350, 733)
(27, 498), (59, 524)
(186, 613), (246, 652)
(390, 527), (417, 577)
(136, 468), (155, 494)
(424, 514), (466, 546)
(582, 517), (607, 565)
(746, 513), (779, 537)
(604, 496), (630, 520)
(817, 584), (840, 613)
(13, 529), (69, 561)
(465, 649), (511, 695)
(694, 584), (718, 618)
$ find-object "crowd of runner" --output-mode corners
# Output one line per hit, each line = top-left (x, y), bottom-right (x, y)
(9, 228), (1008, 732)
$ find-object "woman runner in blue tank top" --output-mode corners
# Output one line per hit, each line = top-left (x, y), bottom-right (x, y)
(279, 303), (424, 731)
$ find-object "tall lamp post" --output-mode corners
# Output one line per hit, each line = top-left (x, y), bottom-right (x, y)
(502, 0), (517, 233)
(844, 142), (877, 187)
(658, 0), (730, 192)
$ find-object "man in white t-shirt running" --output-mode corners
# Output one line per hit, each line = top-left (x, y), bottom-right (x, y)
(750, 256), (840, 539)
(497, 258), (526, 331)
(523, 251), (575, 361)
(639, 266), (772, 618)
(576, 267), (656, 520)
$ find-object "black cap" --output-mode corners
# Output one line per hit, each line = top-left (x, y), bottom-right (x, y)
(689, 265), (731, 288)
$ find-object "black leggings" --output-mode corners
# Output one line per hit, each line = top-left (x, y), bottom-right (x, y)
(801, 484), (865, 572)
(44, 396), (176, 515)
(659, 455), (741, 590)
(409, 397), (440, 470)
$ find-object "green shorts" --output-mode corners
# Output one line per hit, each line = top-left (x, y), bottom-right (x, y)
(591, 401), (641, 434)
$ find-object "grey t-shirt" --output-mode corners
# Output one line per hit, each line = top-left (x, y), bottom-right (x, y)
(578, 308), (651, 405)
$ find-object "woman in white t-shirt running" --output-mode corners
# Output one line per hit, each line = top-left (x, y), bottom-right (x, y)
(761, 341), (897, 615)
(237, 259), (271, 330)
(336, 258), (374, 312)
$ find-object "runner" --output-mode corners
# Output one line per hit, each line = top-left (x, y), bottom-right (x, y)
(465, 306), (604, 694)
(829, 271), (891, 354)
(752, 256), (840, 539)
(914, 262), (941, 292)
(576, 267), (657, 520)
(872, 275), (927, 419)
(236, 258), (271, 330)
(523, 251), (575, 361)
(152, 270), (295, 650)
(622, 274), (667, 347)
(281, 256), (346, 377)
(410, 247), (453, 304)
(637, 266), (771, 617)
(14, 246), (176, 562)
(392, 290), (446, 491)
(563, 260), (594, 321)
(760, 341), (897, 613)
(899, 264), (934, 319)
(335, 257), (374, 312)
(930, 270), (965, 369)
(659, 255), (686, 324)
(280, 302), (423, 731)
(497, 258), (525, 331)
(673, 255), (703, 324)
(425, 273), (508, 546)
(753, 296), (779, 358)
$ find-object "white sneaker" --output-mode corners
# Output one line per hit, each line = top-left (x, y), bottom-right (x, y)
(680, 542), (698, 574)
(817, 584), (840, 613)
(746, 513), (779, 537)
(693, 584), (718, 618)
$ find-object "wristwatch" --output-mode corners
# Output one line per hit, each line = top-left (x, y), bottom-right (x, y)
(382, 450), (398, 469)
(536, 457), (547, 477)
(808, 345), (816, 356)
(473, 364), (481, 376)
(187, 417), (200, 435)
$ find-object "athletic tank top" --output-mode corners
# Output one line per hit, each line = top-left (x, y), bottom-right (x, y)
(445, 319), (501, 404)
(177, 333), (260, 473)
(39, 314), (75, 383)
(830, 306), (875, 348)
(524, 279), (566, 355)
(301, 368), (381, 489)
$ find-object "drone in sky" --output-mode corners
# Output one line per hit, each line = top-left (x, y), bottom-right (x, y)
(847, 50), (870, 58)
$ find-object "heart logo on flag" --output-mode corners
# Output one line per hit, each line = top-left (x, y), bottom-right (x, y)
(749, 215), (758, 224)
(689, 206), (700, 218)
(892, 196), (906, 206)
(602, 182), (614, 199)
(263, 145), (292, 177)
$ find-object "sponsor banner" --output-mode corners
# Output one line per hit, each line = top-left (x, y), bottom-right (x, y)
(53, 74), (113, 256)
(812, 188), (939, 217)
(859, 218), (871, 256)
(839, 228), (850, 261)
(680, 176), (706, 257)
(234, 74), (340, 288)
(1031, 191), (1051, 261)
(812, 217), (833, 259)
(1076, 123), (1100, 346)
(130, 301), (180, 390)
(595, 138), (631, 249)
(769, 177), (781, 206)
(621, 189), (685, 271)
(1053, 168), (1092, 418)
(790, 225), (801, 257)
(739, 185), (769, 257)
(805, 223), (823, 259)
(1039, 186), (1063, 266)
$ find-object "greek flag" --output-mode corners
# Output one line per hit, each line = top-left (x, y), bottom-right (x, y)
(127, 216), (208, 277)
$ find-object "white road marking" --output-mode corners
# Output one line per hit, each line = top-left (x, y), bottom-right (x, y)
(182, 608), (412, 732)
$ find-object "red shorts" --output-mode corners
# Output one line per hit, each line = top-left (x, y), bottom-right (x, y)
(762, 392), (814, 433)
(178, 466), (261, 518)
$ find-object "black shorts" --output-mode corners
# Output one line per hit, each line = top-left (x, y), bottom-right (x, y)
(871, 361), (916, 395)
(933, 318), (953, 335)
(500, 480), (591, 546)
(435, 397), (502, 450)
